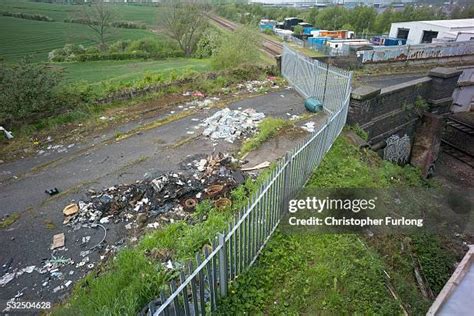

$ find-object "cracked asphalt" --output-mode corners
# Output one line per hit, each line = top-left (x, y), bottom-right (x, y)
(0, 89), (309, 306)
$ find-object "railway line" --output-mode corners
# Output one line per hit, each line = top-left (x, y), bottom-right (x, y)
(446, 117), (474, 136)
(442, 117), (474, 168)
(207, 14), (283, 57)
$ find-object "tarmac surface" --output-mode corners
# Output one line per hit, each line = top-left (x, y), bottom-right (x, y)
(0, 89), (311, 306)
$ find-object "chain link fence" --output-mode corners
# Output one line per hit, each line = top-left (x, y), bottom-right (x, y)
(140, 46), (352, 316)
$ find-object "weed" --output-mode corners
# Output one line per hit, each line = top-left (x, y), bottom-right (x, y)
(349, 123), (368, 141)
(240, 118), (293, 157)
(0, 212), (20, 229)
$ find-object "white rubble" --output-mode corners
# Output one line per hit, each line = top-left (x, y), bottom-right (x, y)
(301, 122), (316, 133)
(201, 108), (265, 143)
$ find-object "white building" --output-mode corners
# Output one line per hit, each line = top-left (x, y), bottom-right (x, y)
(389, 19), (474, 45)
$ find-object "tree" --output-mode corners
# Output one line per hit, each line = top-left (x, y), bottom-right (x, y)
(76, 0), (117, 50)
(351, 6), (377, 33)
(211, 27), (260, 70)
(158, 1), (208, 57)
(293, 25), (304, 35)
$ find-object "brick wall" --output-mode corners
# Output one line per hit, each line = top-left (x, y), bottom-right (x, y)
(348, 67), (462, 146)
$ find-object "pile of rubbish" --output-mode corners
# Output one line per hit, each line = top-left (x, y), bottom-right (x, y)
(63, 153), (244, 229)
(0, 126), (13, 140)
(236, 78), (280, 93)
(200, 108), (265, 143)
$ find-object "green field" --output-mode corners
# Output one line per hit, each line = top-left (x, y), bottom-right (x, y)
(0, 16), (157, 62)
(59, 58), (212, 84)
(0, 0), (158, 25)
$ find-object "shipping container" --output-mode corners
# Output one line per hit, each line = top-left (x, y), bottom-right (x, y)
(370, 36), (406, 46)
(259, 19), (276, 32)
(283, 17), (303, 30)
(312, 30), (354, 39)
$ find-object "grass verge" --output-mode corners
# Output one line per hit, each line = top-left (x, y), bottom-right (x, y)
(217, 134), (458, 315)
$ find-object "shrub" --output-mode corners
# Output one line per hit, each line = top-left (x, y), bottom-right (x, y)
(0, 59), (62, 126)
(64, 18), (146, 29)
(212, 27), (261, 70)
(109, 40), (131, 53)
(0, 11), (53, 22)
(195, 29), (222, 58)
(111, 21), (147, 29)
(263, 29), (274, 35)
(48, 44), (86, 62)
(48, 39), (183, 63)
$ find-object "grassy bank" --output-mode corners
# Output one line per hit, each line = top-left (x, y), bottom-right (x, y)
(217, 135), (458, 315)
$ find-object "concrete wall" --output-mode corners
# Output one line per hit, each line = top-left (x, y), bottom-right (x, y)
(348, 67), (462, 148)
(358, 40), (474, 65)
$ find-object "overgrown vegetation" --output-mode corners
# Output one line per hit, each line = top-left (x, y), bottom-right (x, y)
(0, 59), (63, 126)
(211, 27), (261, 70)
(48, 38), (183, 62)
(218, 135), (457, 314)
(0, 61), (269, 142)
(218, 233), (401, 315)
(240, 117), (292, 157)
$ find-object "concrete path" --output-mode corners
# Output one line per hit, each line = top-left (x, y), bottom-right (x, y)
(0, 89), (311, 305)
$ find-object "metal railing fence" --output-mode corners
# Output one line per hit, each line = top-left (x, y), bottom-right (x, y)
(281, 45), (352, 114)
(289, 35), (305, 47)
(141, 46), (352, 316)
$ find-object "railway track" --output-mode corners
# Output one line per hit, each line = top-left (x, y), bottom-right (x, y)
(441, 139), (474, 168)
(208, 14), (238, 31)
(207, 14), (283, 57)
(446, 117), (474, 136)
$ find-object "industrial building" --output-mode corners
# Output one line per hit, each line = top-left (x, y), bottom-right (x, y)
(248, 0), (413, 6)
(389, 19), (474, 45)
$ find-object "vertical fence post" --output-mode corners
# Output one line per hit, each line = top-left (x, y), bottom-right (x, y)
(218, 233), (228, 297)
(281, 153), (291, 215)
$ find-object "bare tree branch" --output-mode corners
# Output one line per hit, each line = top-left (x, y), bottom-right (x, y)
(158, 1), (207, 57)
(76, 0), (117, 50)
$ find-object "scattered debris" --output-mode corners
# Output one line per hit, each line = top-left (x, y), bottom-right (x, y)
(214, 198), (232, 210)
(51, 233), (65, 250)
(201, 108), (265, 143)
(0, 126), (13, 140)
(301, 122), (316, 133)
(45, 188), (59, 196)
(241, 161), (271, 171)
(0, 272), (15, 286)
(63, 203), (79, 216)
(82, 236), (91, 244)
(62, 153), (243, 232)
